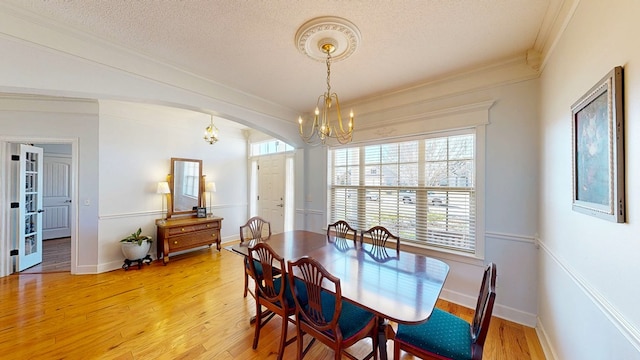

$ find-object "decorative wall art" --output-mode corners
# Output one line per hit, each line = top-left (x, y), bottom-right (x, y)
(571, 66), (625, 222)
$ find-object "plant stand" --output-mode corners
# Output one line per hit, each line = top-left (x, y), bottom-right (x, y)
(122, 255), (152, 270)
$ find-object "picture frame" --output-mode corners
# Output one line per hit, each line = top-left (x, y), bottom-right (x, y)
(571, 66), (624, 222)
(196, 206), (207, 218)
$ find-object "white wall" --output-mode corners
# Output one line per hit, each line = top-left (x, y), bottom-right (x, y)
(0, 96), (99, 275)
(97, 100), (249, 272)
(538, 0), (640, 358)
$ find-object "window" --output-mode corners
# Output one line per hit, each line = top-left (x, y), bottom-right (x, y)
(328, 130), (476, 254)
(250, 140), (293, 156)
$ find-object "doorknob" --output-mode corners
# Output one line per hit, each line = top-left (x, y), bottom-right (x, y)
(64, 200), (72, 203)
(277, 204), (284, 207)
(37, 209), (45, 213)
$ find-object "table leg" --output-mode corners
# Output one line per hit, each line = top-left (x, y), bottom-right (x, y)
(377, 317), (389, 360)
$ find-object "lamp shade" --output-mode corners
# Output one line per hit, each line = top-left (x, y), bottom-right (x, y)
(156, 181), (170, 194)
(206, 181), (217, 193)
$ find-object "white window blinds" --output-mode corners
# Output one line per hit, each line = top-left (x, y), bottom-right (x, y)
(328, 131), (476, 253)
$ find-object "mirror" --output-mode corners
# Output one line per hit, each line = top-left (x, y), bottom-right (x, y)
(167, 158), (203, 218)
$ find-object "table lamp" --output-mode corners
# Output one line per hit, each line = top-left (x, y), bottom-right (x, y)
(157, 181), (171, 224)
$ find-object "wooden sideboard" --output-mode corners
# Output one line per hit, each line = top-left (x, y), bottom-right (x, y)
(156, 216), (223, 264)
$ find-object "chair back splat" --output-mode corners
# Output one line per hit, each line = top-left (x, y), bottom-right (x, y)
(327, 220), (358, 248)
(361, 226), (400, 253)
(240, 216), (272, 243)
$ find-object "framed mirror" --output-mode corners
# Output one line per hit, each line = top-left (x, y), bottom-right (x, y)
(167, 158), (204, 218)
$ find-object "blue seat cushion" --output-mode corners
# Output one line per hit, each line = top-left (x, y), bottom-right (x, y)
(320, 291), (375, 340)
(273, 275), (308, 307)
(396, 308), (472, 360)
(245, 258), (263, 276)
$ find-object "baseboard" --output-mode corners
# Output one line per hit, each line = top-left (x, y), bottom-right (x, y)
(536, 317), (558, 360)
(440, 288), (537, 327)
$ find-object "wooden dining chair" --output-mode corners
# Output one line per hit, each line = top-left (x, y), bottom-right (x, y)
(394, 263), (497, 360)
(360, 226), (400, 253)
(247, 242), (307, 360)
(240, 216), (272, 298)
(287, 256), (379, 360)
(327, 220), (358, 248)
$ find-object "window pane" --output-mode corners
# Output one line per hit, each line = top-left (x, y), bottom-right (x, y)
(328, 130), (477, 255)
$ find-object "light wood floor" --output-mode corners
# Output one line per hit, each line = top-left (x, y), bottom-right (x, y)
(1, 245), (545, 360)
(20, 237), (71, 273)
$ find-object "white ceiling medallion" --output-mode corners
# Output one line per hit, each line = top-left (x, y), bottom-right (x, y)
(295, 16), (361, 62)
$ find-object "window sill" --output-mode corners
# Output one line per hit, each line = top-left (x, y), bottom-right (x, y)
(399, 241), (485, 267)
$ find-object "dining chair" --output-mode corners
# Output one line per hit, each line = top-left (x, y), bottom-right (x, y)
(240, 216), (272, 298)
(360, 226), (400, 254)
(247, 242), (307, 360)
(393, 263), (497, 360)
(287, 256), (379, 360)
(327, 220), (358, 248)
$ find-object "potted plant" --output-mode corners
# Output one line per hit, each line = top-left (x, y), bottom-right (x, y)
(120, 228), (153, 264)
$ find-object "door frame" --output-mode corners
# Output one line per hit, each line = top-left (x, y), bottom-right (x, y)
(0, 136), (78, 277)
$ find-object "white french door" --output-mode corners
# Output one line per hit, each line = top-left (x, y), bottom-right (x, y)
(16, 144), (44, 271)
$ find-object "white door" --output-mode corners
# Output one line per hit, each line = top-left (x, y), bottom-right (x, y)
(16, 144), (44, 271)
(257, 154), (286, 234)
(42, 155), (72, 239)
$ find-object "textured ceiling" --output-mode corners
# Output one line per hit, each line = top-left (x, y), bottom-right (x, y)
(5, 0), (559, 113)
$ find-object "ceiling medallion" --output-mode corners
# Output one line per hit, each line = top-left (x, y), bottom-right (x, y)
(295, 16), (361, 62)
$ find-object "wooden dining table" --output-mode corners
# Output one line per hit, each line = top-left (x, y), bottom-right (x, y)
(227, 230), (450, 360)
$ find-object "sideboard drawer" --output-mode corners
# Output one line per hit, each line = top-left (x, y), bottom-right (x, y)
(156, 216), (223, 264)
(167, 222), (220, 236)
(169, 232), (217, 251)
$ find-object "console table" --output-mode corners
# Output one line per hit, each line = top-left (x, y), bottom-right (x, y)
(156, 216), (223, 264)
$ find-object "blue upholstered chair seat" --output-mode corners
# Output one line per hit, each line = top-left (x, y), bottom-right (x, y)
(273, 275), (308, 308)
(320, 291), (376, 339)
(396, 308), (473, 360)
(245, 258), (263, 276)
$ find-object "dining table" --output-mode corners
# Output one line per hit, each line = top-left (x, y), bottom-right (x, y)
(226, 230), (450, 360)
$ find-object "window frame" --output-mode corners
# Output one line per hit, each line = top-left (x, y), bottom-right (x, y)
(327, 127), (485, 259)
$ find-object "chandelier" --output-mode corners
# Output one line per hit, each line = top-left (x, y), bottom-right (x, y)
(203, 115), (219, 145)
(295, 17), (361, 146)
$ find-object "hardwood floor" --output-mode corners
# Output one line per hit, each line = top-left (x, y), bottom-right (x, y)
(20, 237), (71, 274)
(1, 245), (545, 359)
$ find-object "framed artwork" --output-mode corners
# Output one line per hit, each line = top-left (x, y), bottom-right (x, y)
(571, 66), (624, 222)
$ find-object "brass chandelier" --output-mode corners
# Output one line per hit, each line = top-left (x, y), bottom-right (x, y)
(298, 42), (354, 145)
(295, 16), (361, 146)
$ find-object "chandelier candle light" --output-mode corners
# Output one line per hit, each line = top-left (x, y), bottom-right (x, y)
(295, 16), (361, 146)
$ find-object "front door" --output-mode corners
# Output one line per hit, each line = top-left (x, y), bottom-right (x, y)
(15, 144), (44, 271)
(42, 155), (72, 239)
(257, 154), (286, 234)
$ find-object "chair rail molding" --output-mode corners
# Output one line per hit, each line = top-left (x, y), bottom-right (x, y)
(538, 239), (640, 353)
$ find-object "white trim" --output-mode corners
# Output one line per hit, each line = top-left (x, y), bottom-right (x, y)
(440, 285), (537, 327)
(485, 231), (537, 245)
(538, 239), (640, 352)
(536, 316), (559, 360)
(0, 136), (78, 277)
